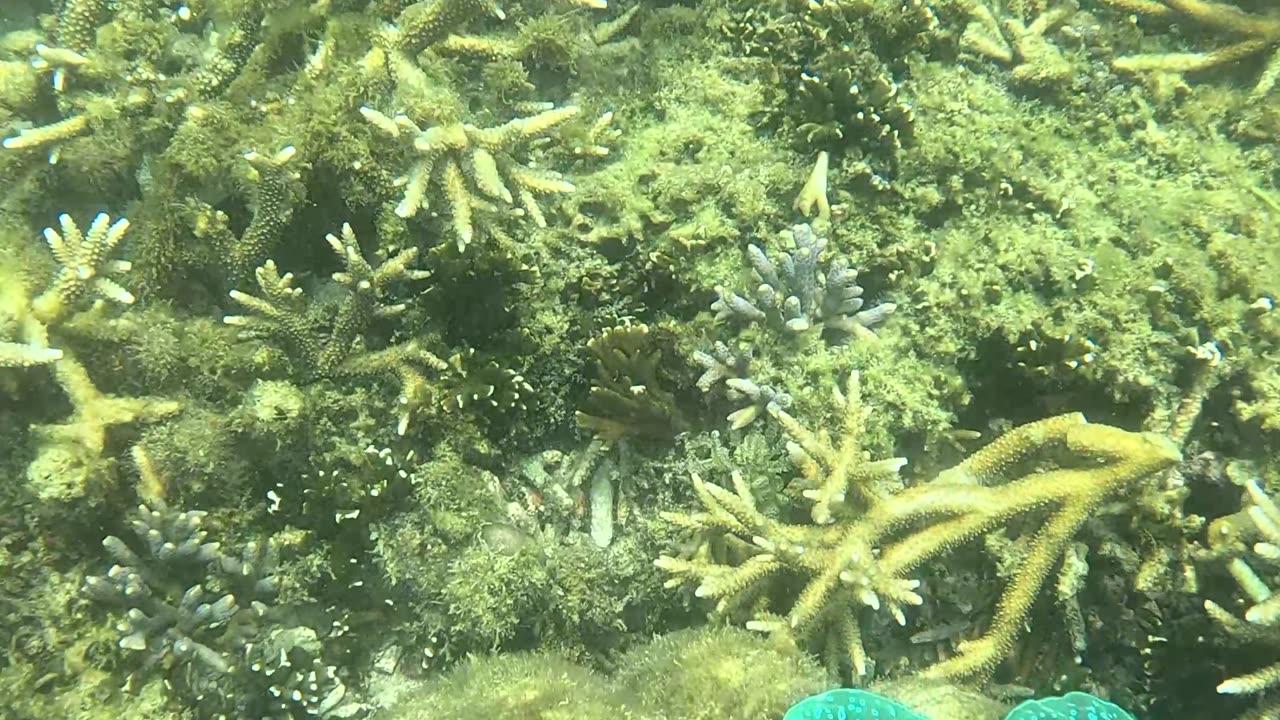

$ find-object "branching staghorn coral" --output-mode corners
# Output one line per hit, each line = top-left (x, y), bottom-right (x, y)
(434, 4), (639, 74)
(83, 448), (355, 719)
(2, 1), (266, 165)
(692, 341), (793, 430)
(2, 114), (91, 157)
(30, 212), (135, 326)
(226, 222), (431, 377)
(711, 224), (897, 344)
(656, 372), (1180, 680)
(26, 353), (181, 502)
(361, 103), (584, 251)
(694, 224), (893, 432)
(227, 222), (528, 434)
(384, 0), (610, 59)
(2, 213), (125, 366)
(720, 0), (935, 188)
(360, 0), (617, 251)
(959, 0), (1081, 88)
(385, 0), (508, 58)
(1197, 477), (1280, 718)
(229, 146), (302, 282)
(1098, 0), (1280, 97)
(2, 212), (180, 500)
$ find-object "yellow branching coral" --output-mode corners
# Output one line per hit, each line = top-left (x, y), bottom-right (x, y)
(27, 356), (180, 501)
(230, 146), (302, 281)
(0, 212), (180, 500)
(0, 341), (62, 368)
(2, 212), (133, 366)
(769, 372), (905, 525)
(361, 104), (582, 251)
(387, 0), (506, 57)
(435, 4), (637, 69)
(1099, 0), (1280, 97)
(31, 212), (134, 325)
(960, 0), (1080, 87)
(2, 115), (90, 154)
(657, 373), (1180, 680)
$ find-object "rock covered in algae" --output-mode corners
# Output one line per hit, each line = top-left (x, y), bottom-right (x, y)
(375, 625), (827, 719)
(379, 652), (630, 720)
(614, 625), (829, 720)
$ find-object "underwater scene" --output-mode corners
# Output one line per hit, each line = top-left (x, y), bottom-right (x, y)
(0, 0), (1278, 718)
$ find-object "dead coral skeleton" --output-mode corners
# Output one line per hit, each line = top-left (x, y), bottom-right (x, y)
(959, 0), (1081, 87)
(1100, 0), (1280, 97)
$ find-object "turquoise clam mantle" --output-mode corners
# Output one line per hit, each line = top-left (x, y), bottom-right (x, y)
(783, 689), (1137, 720)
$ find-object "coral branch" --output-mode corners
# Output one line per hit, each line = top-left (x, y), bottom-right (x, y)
(362, 104), (586, 250)
(31, 212), (134, 325)
(1099, 0), (1280, 96)
(658, 375), (1179, 680)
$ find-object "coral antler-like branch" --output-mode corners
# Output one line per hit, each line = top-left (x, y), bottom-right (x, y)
(1099, 0), (1280, 96)
(658, 376), (1180, 680)
(225, 222), (428, 377)
(1198, 478), (1280, 715)
(31, 212), (134, 325)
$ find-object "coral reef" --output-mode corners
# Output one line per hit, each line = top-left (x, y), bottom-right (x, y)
(2, 211), (180, 501)
(0, 0), (1277, 718)
(576, 320), (686, 442)
(958, 0), (1082, 89)
(226, 222), (528, 434)
(3, 212), (133, 363)
(361, 103), (587, 250)
(690, 222), (899, 437)
(1196, 476), (1280, 718)
(719, 0), (937, 188)
(225, 222), (431, 378)
(710, 224), (896, 344)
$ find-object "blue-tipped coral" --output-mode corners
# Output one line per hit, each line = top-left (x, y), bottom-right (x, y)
(1004, 692), (1135, 720)
(783, 689), (928, 720)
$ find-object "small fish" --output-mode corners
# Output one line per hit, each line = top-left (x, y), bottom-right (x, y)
(908, 619), (973, 644)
